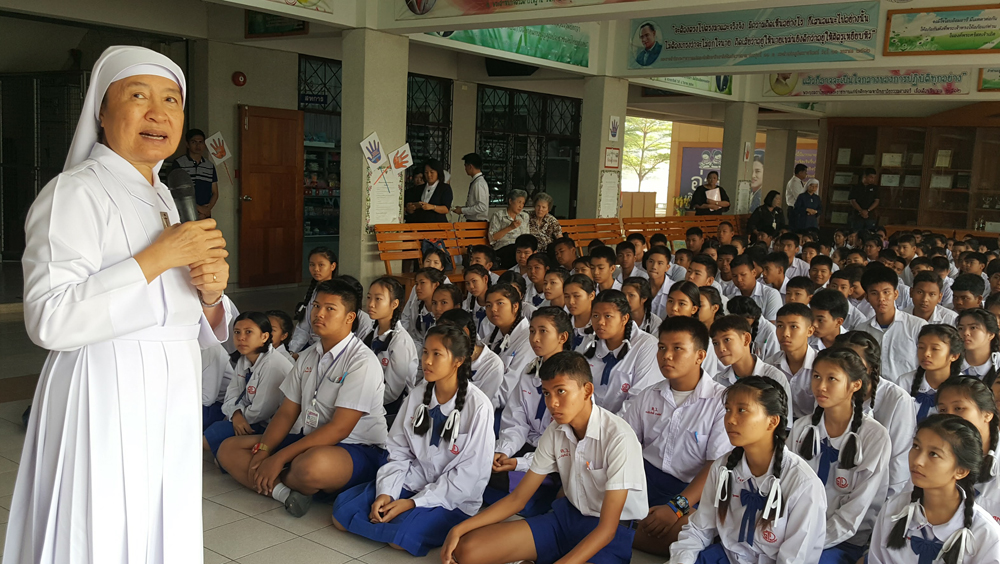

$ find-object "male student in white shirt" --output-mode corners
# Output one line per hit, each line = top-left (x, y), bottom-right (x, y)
(727, 254), (783, 321)
(711, 314), (793, 422)
(452, 152), (489, 221)
(905, 271), (959, 325)
(860, 264), (927, 384)
(777, 232), (810, 280)
(442, 351), (648, 564)
(765, 303), (818, 419)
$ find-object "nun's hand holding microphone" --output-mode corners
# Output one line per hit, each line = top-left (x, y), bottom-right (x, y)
(134, 218), (228, 290)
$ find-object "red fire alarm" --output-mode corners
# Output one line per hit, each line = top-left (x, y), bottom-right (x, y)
(232, 71), (247, 87)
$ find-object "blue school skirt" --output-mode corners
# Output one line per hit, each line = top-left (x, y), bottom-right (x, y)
(203, 402), (225, 431)
(332, 481), (471, 556)
(644, 459), (690, 507)
(820, 542), (867, 564)
(204, 418), (268, 458)
(694, 543), (728, 564)
(525, 497), (636, 564)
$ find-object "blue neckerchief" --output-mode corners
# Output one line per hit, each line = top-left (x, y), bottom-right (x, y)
(417, 312), (435, 333)
(475, 308), (486, 325)
(601, 351), (619, 386)
(428, 405), (449, 447)
(535, 385), (547, 421)
(914, 389), (936, 423)
(532, 294), (545, 307)
(817, 438), (839, 485)
(370, 333), (390, 356)
(909, 534), (943, 564)
(573, 332), (585, 349)
(738, 481), (766, 546)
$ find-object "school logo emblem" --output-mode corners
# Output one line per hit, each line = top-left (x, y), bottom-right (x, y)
(762, 530), (777, 543)
(381, 358), (389, 367)
(304, 367), (313, 373)
(621, 383), (631, 393)
(247, 386), (257, 395)
(836, 476), (849, 489)
(450, 444), (460, 455)
(994, 515), (1000, 525)
(559, 448), (571, 459)
(645, 406), (661, 416)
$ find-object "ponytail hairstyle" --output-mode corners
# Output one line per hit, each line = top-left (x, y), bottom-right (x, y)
(717, 376), (789, 527)
(433, 284), (466, 314)
(436, 308), (479, 347)
(667, 280), (701, 317)
(295, 246), (339, 322)
(937, 377), (1000, 483)
(622, 276), (653, 328)
(798, 347), (870, 471)
(337, 274), (366, 333)
(463, 264), (493, 307)
(887, 414), (983, 564)
(234, 311), (273, 355)
(265, 310), (293, 349)
(727, 296), (762, 344)
(957, 308), (1000, 389)
(486, 283), (524, 350)
(565, 273), (596, 297)
(698, 285), (725, 320)
(530, 306), (574, 355)
(834, 331), (883, 410)
(412, 325), (473, 449)
(415, 267), (447, 317)
(912, 324), (965, 400)
(584, 290), (633, 361)
(364, 277), (405, 347)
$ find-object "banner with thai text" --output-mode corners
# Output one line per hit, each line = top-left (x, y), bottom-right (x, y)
(886, 6), (1000, 55)
(399, 0), (641, 20)
(762, 69), (974, 97)
(428, 24), (589, 67)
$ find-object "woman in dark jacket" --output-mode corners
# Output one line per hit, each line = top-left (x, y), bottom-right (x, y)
(746, 190), (785, 234)
(404, 159), (453, 223)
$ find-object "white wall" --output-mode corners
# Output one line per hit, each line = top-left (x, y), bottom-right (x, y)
(0, 0), (208, 38)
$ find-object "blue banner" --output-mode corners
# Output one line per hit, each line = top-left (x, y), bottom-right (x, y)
(628, 1), (879, 69)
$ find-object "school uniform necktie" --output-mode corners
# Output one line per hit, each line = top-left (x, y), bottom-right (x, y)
(817, 438), (840, 485)
(534, 385), (547, 421)
(914, 390), (936, 423)
(418, 312), (435, 333)
(370, 331), (391, 356)
(573, 332), (584, 349)
(428, 405), (449, 447)
(909, 535), (943, 564)
(236, 369), (252, 405)
(475, 308), (486, 325)
(738, 482), (767, 546)
(532, 294), (545, 307)
(601, 352), (619, 386)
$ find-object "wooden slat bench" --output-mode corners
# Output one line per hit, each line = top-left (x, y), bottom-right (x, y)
(559, 218), (625, 252)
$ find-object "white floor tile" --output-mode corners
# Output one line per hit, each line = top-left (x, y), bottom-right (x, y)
(0, 471), (19, 498)
(358, 545), (442, 564)
(235, 537), (352, 564)
(202, 470), (243, 498)
(0, 495), (12, 510)
(210, 487), (282, 516)
(204, 548), (231, 564)
(631, 549), (668, 564)
(203, 517), (295, 561)
(0, 506), (9, 525)
(254, 502), (334, 536)
(204, 499), (246, 531)
(303, 525), (386, 558)
(0, 401), (30, 426)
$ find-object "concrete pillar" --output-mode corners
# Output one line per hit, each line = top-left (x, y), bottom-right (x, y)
(578, 76), (628, 218)
(339, 29), (410, 287)
(763, 128), (798, 208)
(448, 81), (479, 215)
(720, 102), (759, 215)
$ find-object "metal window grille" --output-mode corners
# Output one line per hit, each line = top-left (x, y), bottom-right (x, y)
(406, 74), (453, 171)
(298, 56), (342, 114)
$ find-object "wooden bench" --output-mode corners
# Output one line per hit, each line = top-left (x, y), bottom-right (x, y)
(622, 215), (748, 250)
(560, 218), (625, 251)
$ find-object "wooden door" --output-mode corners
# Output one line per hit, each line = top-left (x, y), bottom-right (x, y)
(239, 105), (304, 287)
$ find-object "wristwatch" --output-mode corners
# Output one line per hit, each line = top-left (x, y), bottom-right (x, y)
(251, 442), (269, 455)
(671, 494), (691, 516)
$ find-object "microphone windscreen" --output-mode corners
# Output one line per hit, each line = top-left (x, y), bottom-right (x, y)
(167, 168), (195, 198)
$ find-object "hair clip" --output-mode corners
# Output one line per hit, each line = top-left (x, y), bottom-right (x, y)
(412, 403), (429, 431)
(762, 477), (782, 520)
(442, 409), (462, 449)
(714, 466), (733, 506)
(940, 527), (976, 564)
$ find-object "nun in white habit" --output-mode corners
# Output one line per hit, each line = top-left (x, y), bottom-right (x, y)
(6, 46), (234, 564)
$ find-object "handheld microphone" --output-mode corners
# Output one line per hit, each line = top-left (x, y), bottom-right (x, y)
(166, 168), (199, 223)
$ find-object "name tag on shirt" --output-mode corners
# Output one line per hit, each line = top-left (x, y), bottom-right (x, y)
(160, 212), (170, 228)
(305, 409), (320, 428)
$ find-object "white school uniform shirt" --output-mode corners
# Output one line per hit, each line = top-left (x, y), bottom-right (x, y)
(786, 256), (810, 280)
(354, 310), (374, 342)
(765, 346), (818, 420)
(836, 302), (863, 331)
(754, 318), (781, 360)
(622, 375), (732, 482)
(650, 278), (672, 320)
(274, 342), (295, 365)
(868, 490), (1000, 564)
(222, 346), (293, 425)
(714, 357), (794, 424)
(787, 412), (892, 548)
(637, 311), (663, 335)
(734, 281), (783, 321)
(719, 278), (736, 297)
(896, 280), (913, 310)
(524, 281), (548, 309)
(862, 308), (927, 384)
(583, 323), (661, 415)
(376, 381), (494, 515)
(853, 297), (875, 320)
(865, 379), (917, 498)
(463, 295), (489, 334)
(977, 472), (1000, 524)
(667, 263), (688, 282)
(369, 320), (419, 406)
(895, 370), (939, 418)
(399, 279), (452, 337)
(702, 345), (725, 379)
(529, 404), (649, 520)
(615, 265), (649, 283)
(484, 317), (534, 407)
(941, 275), (955, 306)
(668, 446), (828, 564)
(280, 334), (388, 445)
(288, 288), (319, 353)
(572, 322), (596, 353)
(808, 325), (848, 351)
(202, 343), (235, 406)
(597, 279), (623, 292)
(496, 357), (552, 472)
(471, 345), (505, 410)
(959, 353), (1000, 379)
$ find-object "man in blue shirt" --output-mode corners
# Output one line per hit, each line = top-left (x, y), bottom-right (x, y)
(171, 128), (219, 218)
(634, 23), (662, 67)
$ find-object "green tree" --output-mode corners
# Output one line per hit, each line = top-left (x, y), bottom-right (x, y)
(623, 117), (672, 192)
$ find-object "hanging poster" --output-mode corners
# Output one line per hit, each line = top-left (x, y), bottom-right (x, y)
(428, 24), (590, 67)
(266, 0), (333, 14)
(366, 163), (404, 230)
(609, 116), (621, 142)
(885, 5), (1000, 56)
(762, 69), (974, 97)
(981, 68), (1000, 91)
(361, 131), (386, 171)
(649, 76), (733, 95)
(627, 1), (878, 70)
(399, 0), (643, 20)
(598, 170), (621, 218)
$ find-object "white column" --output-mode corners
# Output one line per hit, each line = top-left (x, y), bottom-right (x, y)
(763, 128), (799, 206)
(449, 81), (478, 214)
(720, 102), (759, 215)
(578, 76), (628, 218)
(339, 28), (410, 287)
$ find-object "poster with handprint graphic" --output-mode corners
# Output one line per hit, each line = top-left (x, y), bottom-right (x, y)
(360, 131), (387, 171)
(204, 132), (231, 166)
(609, 116), (620, 142)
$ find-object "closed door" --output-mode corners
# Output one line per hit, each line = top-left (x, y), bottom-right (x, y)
(239, 105), (304, 287)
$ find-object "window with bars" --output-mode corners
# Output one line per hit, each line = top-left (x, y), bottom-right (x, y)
(476, 86), (581, 209)
(299, 56), (342, 114)
(406, 74), (453, 172)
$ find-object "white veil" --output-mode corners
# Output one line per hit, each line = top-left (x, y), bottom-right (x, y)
(64, 45), (187, 173)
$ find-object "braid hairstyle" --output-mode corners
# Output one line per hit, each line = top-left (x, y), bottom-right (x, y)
(718, 376), (789, 527)
(497, 270), (527, 301)
(486, 283), (524, 347)
(698, 285), (725, 320)
(463, 264), (492, 309)
(799, 348), (870, 470)
(584, 290), (633, 361)
(911, 324), (965, 399)
(531, 306), (574, 354)
(364, 277), (405, 347)
(294, 247), (338, 322)
(434, 284), (466, 314)
(265, 310), (293, 349)
(415, 267), (447, 319)
(622, 276), (652, 329)
(835, 331), (883, 410)
(727, 296), (762, 343)
(565, 274), (597, 338)
(234, 311), (273, 355)
(887, 414), (983, 564)
(957, 308), (1000, 389)
(937, 377), (1000, 484)
(413, 325), (473, 444)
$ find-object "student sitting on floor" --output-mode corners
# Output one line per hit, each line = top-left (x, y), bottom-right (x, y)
(483, 282), (535, 409)
(622, 276), (662, 335)
(510, 234), (539, 276)
(364, 277), (418, 418)
(860, 264), (927, 384)
(436, 309), (505, 413)
(289, 247), (338, 355)
(711, 314), (793, 423)
(461, 264), (492, 335)
(202, 342), (235, 431)
(727, 295), (781, 361)
(615, 240), (648, 283)
(266, 310), (295, 364)
(442, 351), (649, 564)
(402, 267), (446, 353)
(565, 274), (597, 352)
(896, 324), (964, 424)
(543, 267), (569, 310)
(332, 325), (494, 557)
(765, 303), (817, 420)
(590, 245), (622, 293)
(524, 252), (552, 308)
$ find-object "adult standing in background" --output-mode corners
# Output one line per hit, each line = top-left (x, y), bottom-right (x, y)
(528, 192), (561, 251)
(488, 189), (530, 268)
(690, 170), (730, 215)
(8, 46), (233, 564)
(171, 128), (219, 219)
(452, 152), (489, 221)
(784, 163), (808, 223)
(849, 167), (879, 231)
(746, 190), (784, 234)
(404, 159), (452, 223)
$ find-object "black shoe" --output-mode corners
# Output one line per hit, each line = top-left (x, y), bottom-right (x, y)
(22, 405), (30, 427)
(284, 490), (312, 517)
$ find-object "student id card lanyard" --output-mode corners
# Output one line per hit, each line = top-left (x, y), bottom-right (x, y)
(305, 338), (356, 428)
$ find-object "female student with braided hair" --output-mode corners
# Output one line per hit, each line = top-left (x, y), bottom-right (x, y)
(431, 284), (465, 321)
(937, 377), (1000, 523)
(956, 308), (1000, 386)
(868, 414), (1000, 564)
(402, 267), (446, 352)
(543, 266), (569, 309)
(787, 347), (892, 563)
(436, 309), (505, 411)
(665, 280), (701, 319)
(462, 264), (492, 334)
(266, 309), (295, 364)
(727, 295), (781, 361)
(332, 325), (494, 556)
(365, 277), (418, 412)
(836, 331), (916, 498)
(582, 289), (661, 415)
(897, 325), (965, 424)
(565, 274), (596, 351)
(289, 247), (338, 354)
(523, 252), (552, 308)
(668, 376), (827, 564)
(696, 285), (726, 377)
(622, 276), (662, 334)
(484, 283), (535, 408)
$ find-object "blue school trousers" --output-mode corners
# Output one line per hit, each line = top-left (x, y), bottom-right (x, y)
(203, 402), (225, 431)
(484, 444), (560, 517)
(644, 459), (690, 506)
(204, 419), (268, 458)
(693, 543), (728, 564)
(820, 542), (867, 564)
(525, 497), (637, 564)
(332, 481), (471, 556)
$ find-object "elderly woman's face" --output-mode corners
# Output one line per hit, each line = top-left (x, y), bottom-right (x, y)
(535, 200), (549, 218)
(424, 166), (439, 185)
(99, 74), (183, 171)
(509, 197), (526, 214)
